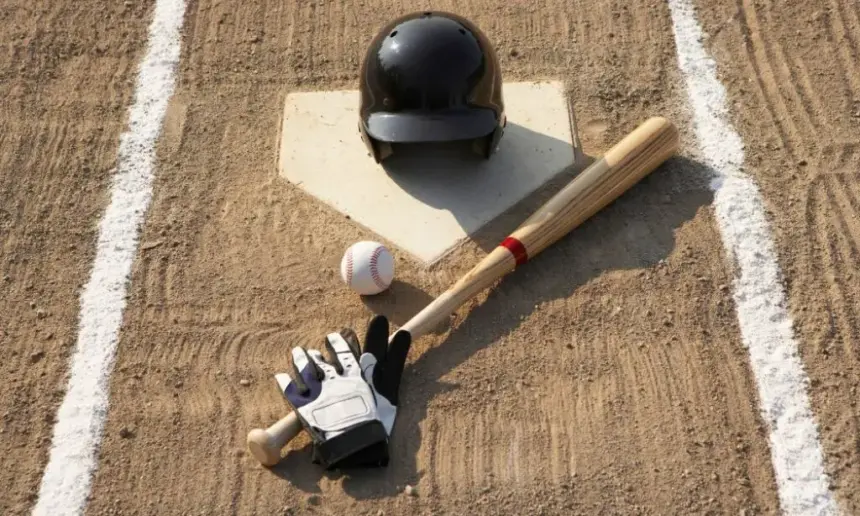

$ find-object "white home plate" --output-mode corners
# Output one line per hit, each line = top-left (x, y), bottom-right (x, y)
(278, 80), (578, 265)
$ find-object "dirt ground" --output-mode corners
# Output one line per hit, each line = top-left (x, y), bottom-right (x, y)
(0, 0), (153, 513)
(0, 0), (857, 514)
(693, 0), (860, 511)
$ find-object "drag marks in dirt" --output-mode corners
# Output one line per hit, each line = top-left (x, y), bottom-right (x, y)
(137, 248), (182, 311)
(31, 0), (187, 514)
(417, 323), (775, 511)
(803, 172), (860, 492)
(737, 0), (821, 145)
(139, 300), (289, 330)
(86, 329), (258, 514)
(805, 174), (860, 360)
(820, 143), (860, 174)
(733, 0), (860, 165)
(826, 0), (860, 101)
(180, 0), (375, 88)
(668, 0), (838, 514)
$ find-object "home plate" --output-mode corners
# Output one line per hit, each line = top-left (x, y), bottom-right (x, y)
(278, 80), (580, 265)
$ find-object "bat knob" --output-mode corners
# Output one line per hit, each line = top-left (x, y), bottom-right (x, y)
(246, 427), (284, 466)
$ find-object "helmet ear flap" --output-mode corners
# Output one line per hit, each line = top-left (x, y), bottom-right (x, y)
(378, 141), (393, 161)
(360, 124), (381, 163)
(360, 123), (393, 163)
(472, 122), (505, 159)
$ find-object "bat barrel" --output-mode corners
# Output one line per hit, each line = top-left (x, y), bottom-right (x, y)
(509, 116), (679, 260)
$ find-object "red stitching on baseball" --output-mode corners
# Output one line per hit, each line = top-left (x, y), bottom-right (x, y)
(345, 248), (354, 284)
(369, 246), (387, 291)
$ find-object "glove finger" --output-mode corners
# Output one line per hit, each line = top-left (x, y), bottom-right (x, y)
(274, 372), (294, 395)
(292, 346), (322, 381)
(323, 333), (344, 375)
(325, 331), (360, 377)
(276, 347), (310, 394)
(376, 329), (412, 404)
(291, 346), (308, 372)
(362, 314), (389, 362)
(338, 327), (362, 358)
(359, 352), (378, 383)
(282, 346), (324, 409)
(308, 349), (338, 380)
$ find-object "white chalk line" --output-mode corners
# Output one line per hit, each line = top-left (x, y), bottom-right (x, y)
(666, 1), (839, 514)
(32, 0), (186, 514)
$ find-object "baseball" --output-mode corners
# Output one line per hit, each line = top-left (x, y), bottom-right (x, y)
(340, 241), (395, 295)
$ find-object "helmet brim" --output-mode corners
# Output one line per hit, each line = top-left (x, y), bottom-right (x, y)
(364, 108), (500, 143)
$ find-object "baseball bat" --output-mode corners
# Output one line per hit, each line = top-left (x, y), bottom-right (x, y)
(247, 116), (679, 466)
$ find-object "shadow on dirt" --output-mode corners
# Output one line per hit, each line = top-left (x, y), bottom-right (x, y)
(359, 279), (436, 331)
(269, 153), (716, 499)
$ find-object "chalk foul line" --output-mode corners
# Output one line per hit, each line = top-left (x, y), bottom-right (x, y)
(666, 1), (839, 514)
(32, 1), (187, 515)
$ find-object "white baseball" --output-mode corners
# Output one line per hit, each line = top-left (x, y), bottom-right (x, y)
(340, 241), (395, 295)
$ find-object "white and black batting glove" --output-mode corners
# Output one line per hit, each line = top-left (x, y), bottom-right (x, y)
(275, 315), (411, 469)
(276, 328), (386, 469)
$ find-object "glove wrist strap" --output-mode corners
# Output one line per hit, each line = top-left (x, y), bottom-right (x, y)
(312, 420), (389, 469)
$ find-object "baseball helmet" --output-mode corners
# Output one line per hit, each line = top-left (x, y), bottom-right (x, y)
(358, 11), (506, 163)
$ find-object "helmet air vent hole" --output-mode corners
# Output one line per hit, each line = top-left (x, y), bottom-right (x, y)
(459, 29), (466, 35)
(389, 30), (398, 37)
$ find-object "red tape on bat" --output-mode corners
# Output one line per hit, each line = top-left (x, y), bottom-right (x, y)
(500, 236), (528, 266)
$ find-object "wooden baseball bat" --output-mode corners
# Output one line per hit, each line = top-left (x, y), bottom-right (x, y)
(247, 116), (680, 466)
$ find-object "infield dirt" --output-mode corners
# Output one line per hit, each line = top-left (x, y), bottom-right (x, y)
(1, 0), (857, 515)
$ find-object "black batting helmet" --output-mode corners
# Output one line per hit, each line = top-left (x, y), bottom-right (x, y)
(358, 11), (506, 163)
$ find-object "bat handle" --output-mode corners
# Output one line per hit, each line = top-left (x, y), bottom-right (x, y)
(246, 412), (302, 466)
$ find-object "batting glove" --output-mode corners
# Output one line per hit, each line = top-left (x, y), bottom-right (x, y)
(276, 328), (387, 469)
